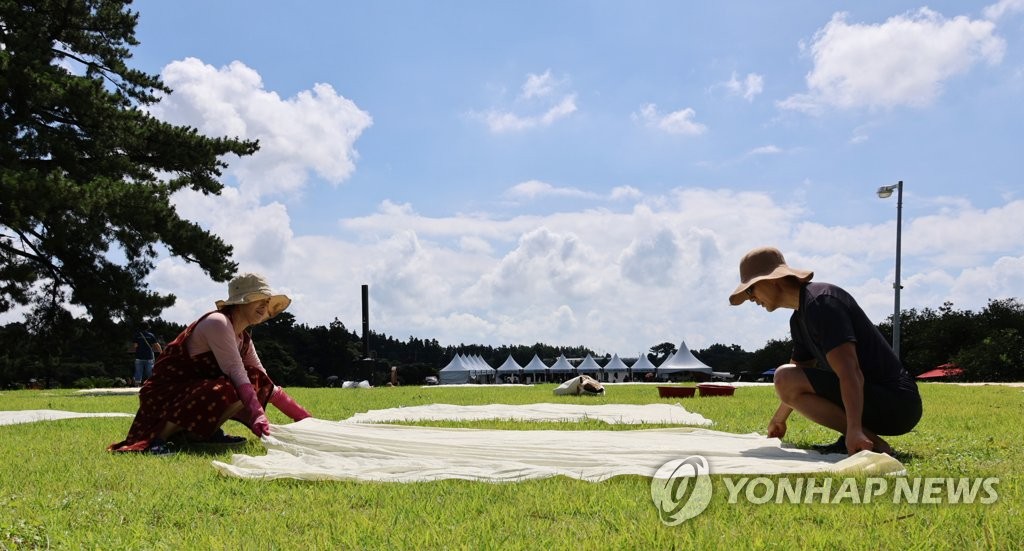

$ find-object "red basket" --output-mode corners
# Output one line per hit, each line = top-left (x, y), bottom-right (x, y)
(657, 386), (696, 398)
(697, 383), (736, 397)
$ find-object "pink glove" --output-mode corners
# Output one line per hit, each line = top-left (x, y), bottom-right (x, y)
(236, 383), (271, 437)
(270, 387), (312, 421)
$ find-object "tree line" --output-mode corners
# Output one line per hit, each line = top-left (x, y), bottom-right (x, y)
(1, 297), (1020, 388)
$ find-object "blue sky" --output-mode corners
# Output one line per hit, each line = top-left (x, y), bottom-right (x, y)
(116, 0), (1024, 355)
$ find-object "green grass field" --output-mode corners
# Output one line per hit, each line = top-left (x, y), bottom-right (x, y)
(1, 383), (1021, 550)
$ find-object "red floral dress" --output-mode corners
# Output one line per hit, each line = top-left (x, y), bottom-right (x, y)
(108, 311), (274, 452)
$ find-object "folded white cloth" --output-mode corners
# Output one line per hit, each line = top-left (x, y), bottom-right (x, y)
(212, 419), (905, 482)
(343, 403), (712, 426)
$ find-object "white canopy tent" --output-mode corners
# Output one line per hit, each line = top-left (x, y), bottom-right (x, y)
(522, 354), (550, 383)
(601, 354), (630, 382)
(496, 355), (523, 372)
(439, 354), (493, 385)
(548, 354), (575, 383)
(549, 354), (575, 373)
(522, 354), (548, 373)
(658, 340), (713, 377)
(471, 355), (495, 383)
(630, 353), (657, 374)
(495, 355), (523, 383)
(576, 354), (602, 374)
(438, 354), (472, 384)
(469, 354), (493, 370)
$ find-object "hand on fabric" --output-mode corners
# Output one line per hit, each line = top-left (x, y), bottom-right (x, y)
(270, 387), (312, 421)
(250, 412), (271, 437)
(237, 383), (271, 437)
(766, 418), (787, 439)
(845, 429), (874, 455)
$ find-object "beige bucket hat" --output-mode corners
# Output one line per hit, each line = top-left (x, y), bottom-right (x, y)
(215, 273), (291, 319)
(729, 247), (813, 305)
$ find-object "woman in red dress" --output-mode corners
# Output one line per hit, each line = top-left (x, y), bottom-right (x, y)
(109, 273), (312, 454)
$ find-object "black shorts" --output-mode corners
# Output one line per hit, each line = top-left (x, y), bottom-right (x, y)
(802, 368), (923, 436)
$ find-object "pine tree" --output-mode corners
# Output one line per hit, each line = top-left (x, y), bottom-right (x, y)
(0, 0), (257, 323)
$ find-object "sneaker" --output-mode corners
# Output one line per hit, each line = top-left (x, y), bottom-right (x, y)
(176, 428), (247, 446)
(203, 429), (247, 445)
(147, 439), (175, 456)
(812, 434), (846, 454)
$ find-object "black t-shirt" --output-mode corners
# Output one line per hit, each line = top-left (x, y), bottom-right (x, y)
(134, 330), (159, 361)
(789, 282), (905, 385)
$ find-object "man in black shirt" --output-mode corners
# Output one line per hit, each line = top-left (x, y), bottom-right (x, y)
(132, 322), (163, 385)
(729, 247), (922, 455)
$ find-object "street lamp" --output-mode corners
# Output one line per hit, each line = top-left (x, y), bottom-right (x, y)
(876, 181), (903, 359)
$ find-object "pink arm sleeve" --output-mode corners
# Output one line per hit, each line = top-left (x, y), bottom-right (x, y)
(187, 313), (266, 389)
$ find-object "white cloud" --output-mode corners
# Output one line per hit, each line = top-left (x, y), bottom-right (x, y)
(948, 255), (1024, 304)
(539, 95), (578, 124)
(129, 59), (1024, 356)
(521, 69), (557, 99)
(748, 145), (783, 155)
(725, 72), (765, 101)
(779, 9), (1005, 113)
(481, 94), (578, 133)
(502, 180), (644, 203)
(907, 199), (1024, 265)
(633, 104), (708, 135)
(610, 186), (643, 201)
(477, 71), (578, 133)
(983, 0), (1024, 21)
(619, 230), (681, 287)
(146, 187), (1024, 354)
(504, 180), (598, 201)
(466, 226), (605, 304)
(170, 185), (294, 272)
(150, 58), (372, 198)
(459, 236), (494, 255)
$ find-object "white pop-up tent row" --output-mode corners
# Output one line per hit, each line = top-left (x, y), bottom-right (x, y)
(437, 341), (718, 384)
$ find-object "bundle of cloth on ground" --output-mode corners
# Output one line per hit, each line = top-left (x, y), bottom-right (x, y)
(343, 403), (711, 426)
(552, 375), (605, 396)
(213, 418), (906, 482)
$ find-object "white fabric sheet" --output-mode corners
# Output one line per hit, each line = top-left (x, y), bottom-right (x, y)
(343, 403), (712, 426)
(75, 388), (141, 395)
(212, 419), (906, 482)
(0, 409), (133, 426)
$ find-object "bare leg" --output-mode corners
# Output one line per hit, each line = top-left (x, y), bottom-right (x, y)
(157, 421), (181, 441)
(218, 401), (245, 427)
(155, 401), (245, 441)
(773, 366), (893, 454)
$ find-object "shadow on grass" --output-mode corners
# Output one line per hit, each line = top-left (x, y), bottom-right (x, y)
(165, 434), (262, 457)
(793, 441), (918, 464)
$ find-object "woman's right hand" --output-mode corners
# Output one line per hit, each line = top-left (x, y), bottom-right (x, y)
(237, 383), (271, 437)
(250, 412), (271, 437)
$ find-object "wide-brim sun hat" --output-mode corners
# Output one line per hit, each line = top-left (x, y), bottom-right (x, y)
(215, 273), (291, 320)
(729, 247), (813, 305)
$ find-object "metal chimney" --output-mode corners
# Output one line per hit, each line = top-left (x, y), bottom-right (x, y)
(361, 284), (370, 358)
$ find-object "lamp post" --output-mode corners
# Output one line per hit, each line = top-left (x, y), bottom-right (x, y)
(876, 181), (903, 359)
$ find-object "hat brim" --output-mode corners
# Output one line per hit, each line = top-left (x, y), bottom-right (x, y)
(215, 294), (292, 320)
(729, 267), (813, 306)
